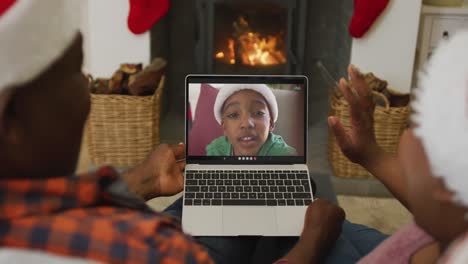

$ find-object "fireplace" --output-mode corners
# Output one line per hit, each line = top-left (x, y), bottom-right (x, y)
(151, 1), (353, 122)
(195, 0), (306, 74)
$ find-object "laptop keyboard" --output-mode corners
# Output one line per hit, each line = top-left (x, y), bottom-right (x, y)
(184, 170), (313, 206)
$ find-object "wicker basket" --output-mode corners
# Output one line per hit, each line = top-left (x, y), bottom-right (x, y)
(86, 76), (165, 168)
(328, 91), (410, 178)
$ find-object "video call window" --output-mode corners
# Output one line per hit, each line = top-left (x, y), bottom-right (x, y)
(187, 83), (305, 158)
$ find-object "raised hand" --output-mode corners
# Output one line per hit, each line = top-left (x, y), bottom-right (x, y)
(328, 65), (380, 166)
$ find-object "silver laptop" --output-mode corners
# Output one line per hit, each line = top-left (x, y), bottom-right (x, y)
(182, 75), (313, 236)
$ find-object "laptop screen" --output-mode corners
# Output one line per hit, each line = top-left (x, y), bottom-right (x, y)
(186, 75), (307, 164)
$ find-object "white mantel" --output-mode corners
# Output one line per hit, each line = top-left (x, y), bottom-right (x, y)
(80, 0), (151, 78)
(350, 0), (423, 93)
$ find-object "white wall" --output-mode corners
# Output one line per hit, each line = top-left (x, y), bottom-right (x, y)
(80, 0), (150, 78)
(350, 0), (422, 93)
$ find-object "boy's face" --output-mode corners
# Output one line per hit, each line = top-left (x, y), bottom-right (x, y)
(221, 90), (274, 156)
(399, 129), (468, 245)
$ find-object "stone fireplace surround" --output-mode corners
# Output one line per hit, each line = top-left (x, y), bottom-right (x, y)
(151, 1), (353, 123)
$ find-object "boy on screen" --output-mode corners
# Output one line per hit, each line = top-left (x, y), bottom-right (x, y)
(206, 84), (297, 156)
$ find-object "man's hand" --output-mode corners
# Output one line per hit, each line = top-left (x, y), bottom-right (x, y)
(123, 143), (186, 200)
(328, 64), (382, 166)
(282, 199), (345, 263)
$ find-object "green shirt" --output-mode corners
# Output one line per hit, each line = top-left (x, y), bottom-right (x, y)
(206, 132), (297, 156)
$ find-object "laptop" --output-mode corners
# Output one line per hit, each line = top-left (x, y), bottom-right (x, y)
(182, 75), (313, 236)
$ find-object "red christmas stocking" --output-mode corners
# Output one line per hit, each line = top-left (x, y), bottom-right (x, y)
(0, 0), (16, 16)
(349, 0), (390, 38)
(127, 0), (170, 35)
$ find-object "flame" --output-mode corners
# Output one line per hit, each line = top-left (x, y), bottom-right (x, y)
(228, 39), (235, 64)
(215, 17), (285, 66)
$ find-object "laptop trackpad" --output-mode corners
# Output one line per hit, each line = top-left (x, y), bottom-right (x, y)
(222, 207), (277, 236)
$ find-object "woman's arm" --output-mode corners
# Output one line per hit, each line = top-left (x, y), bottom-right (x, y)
(360, 146), (409, 208)
(329, 65), (409, 209)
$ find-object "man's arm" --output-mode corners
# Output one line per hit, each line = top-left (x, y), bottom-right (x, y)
(121, 144), (186, 200)
(121, 164), (155, 200)
(276, 199), (346, 264)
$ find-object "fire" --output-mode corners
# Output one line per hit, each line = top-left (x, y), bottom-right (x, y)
(215, 17), (286, 66)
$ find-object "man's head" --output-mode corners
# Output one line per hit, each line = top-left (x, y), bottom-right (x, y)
(0, 0), (87, 178)
(400, 30), (468, 247)
(213, 84), (278, 156)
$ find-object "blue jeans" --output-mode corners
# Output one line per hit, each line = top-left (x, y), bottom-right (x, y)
(163, 198), (388, 264)
(322, 221), (389, 264)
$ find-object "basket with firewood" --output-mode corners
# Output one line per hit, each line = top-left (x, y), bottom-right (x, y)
(328, 72), (411, 179)
(86, 58), (166, 168)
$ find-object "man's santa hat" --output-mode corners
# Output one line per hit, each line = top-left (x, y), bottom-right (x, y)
(0, 0), (81, 93)
(213, 84), (278, 125)
(413, 30), (468, 208)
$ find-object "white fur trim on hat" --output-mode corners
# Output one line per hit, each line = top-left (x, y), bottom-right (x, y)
(0, 0), (81, 92)
(213, 83), (278, 125)
(412, 30), (468, 208)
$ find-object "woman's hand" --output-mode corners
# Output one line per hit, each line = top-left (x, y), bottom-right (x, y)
(328, 65), (382, 166)
(329, 65), (410, 208)
(122, 143), (186, 200)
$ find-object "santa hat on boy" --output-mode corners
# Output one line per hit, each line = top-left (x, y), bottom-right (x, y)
(413, 30), (468, 208)
(213, 84), (278, 125)
(0, 0), (81, 93)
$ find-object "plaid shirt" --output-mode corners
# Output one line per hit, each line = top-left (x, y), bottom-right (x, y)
(0, 167), (213, 264)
